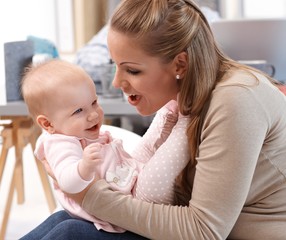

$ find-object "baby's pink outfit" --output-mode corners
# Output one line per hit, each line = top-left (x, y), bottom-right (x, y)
(34, 100), (190, 233)
(35, 131), (140, 232)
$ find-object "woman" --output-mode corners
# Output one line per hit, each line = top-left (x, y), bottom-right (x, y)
(21, 0), (286, 239)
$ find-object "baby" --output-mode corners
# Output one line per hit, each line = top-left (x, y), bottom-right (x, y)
(21, 59), (141, 232)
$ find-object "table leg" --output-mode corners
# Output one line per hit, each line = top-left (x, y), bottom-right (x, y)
(34, 159), (57, 212)
(30, 125), (57, 212)
(0, 165), (16, 240)
(0, 128), (13, 185)
(12, 121), (24, 204)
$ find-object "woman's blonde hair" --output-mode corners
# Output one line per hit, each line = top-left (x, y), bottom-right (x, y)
(110, 0), (278, 205)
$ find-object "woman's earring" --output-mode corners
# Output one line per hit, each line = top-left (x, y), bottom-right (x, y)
(176, 74), (180, 80)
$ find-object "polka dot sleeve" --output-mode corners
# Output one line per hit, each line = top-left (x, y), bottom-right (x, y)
(131, 100), (178, 164)
(133, 115), (190, 204)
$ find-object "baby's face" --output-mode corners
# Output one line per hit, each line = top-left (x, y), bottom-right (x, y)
(47, 74), (104, 140)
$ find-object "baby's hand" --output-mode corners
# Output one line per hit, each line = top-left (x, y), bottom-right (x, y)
(78, 143), (102, 181)
(83, 142), (102, 162)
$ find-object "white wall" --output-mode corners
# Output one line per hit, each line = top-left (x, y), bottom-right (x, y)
(219, 0), (243, 19)
(1, 0), (285, 104)
(243, 0), (286, 18)
(0, 0), (57, 44)
(0, 0), (57, 104)
(220, 0), (286, 19)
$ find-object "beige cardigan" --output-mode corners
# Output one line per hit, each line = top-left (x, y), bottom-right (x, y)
(83, 70), (286, 240)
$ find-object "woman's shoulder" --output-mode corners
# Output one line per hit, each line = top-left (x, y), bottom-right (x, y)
(210, 69), (286, 120)
(214, 69), (282, 99)
(216, 69), (260, 88)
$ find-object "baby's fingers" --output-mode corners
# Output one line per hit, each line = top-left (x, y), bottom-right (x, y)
(88, 142), (102, 151)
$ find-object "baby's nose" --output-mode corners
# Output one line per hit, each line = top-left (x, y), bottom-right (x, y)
(87, 111), (98, 121)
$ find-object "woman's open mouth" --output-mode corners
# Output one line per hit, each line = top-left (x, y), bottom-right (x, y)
(128, 94), (141, 106)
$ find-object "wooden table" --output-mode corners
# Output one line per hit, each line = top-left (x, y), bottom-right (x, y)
(0, 97), (138, 116)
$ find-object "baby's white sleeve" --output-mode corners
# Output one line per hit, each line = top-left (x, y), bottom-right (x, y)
(42, 135), (93, 193)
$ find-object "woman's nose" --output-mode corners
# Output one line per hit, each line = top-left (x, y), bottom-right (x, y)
(112, 71), (130, 90)
(112, 69), (121, 88)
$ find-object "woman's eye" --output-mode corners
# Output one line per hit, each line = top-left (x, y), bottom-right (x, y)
(73, 108), (82, 115)
(127, 69), (140, 75)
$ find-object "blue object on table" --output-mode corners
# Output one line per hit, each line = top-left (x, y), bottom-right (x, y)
(27, 35), (59, 58)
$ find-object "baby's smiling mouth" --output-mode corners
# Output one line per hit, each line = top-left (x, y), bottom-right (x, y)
(86, 124), (98, 131)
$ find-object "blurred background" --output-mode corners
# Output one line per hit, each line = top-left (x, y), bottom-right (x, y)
(1, 0), (286, 239)
(1, 0), (286, 102)
(1, 0), (285, 66)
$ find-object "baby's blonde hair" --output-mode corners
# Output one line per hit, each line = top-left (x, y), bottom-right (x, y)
(21, 59), (90, 120)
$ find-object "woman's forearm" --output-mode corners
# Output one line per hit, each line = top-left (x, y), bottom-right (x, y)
(82, 180), (220, 240)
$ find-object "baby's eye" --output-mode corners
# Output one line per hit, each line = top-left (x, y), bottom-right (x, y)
(127, 69), (140, 75)
(73, 108), (83, 115)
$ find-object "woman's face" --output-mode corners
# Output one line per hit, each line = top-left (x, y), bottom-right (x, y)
(107, 29), (179, 116)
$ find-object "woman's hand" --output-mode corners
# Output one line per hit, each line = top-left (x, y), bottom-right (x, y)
(67, 180), (96, 205)
(41, 157), (56, 180)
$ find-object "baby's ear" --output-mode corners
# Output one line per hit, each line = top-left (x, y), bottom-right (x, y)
(36, 115), (55, 134)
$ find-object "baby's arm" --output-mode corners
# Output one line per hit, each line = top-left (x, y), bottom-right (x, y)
(39, 135), (95, 194)
(78, 142), (102, 181)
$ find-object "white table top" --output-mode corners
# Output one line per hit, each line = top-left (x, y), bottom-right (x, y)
(0, 96), (139, 117)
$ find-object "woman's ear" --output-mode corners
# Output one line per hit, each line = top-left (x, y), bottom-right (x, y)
(173, 51), (188, 79)
(36, 115), (55, 134)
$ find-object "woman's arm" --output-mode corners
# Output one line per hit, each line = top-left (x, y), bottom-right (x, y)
(81, 85), (270, 239)
(83, 180), (206, 239)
